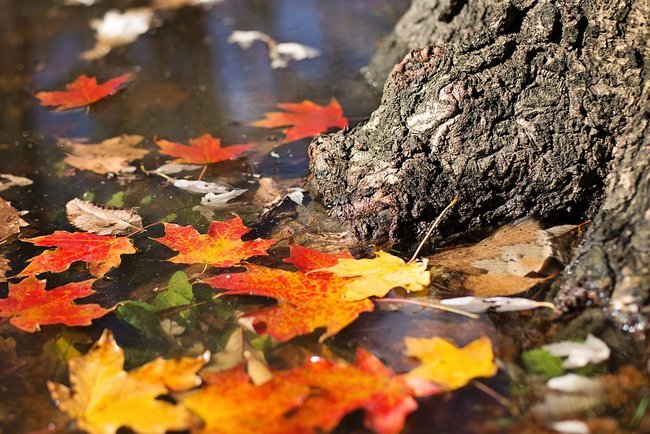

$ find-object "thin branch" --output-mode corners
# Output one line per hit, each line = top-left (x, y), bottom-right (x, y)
(409, 197), (459, 263)
(376, 297), (479, 319)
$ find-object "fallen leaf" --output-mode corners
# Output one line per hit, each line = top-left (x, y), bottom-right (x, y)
(543, 334), (610, 369)
(172, 179), (236, 194)
(546, 374), (604, 394)
(36, 73), (133, 111)
(156, 134), (254, 164)
(48, 329), (206, 434)
(153, 215), (276, 267)
(0, 276), (109, 332)
(151, 162), (202, 175)
(18, 231), (137, 278)
(228, 30), (320, 69)
(82, 9), (155, 60)
(200, 189), (247, 207)
(548, 421), (590, 434)
(0, 256), (10, 283)
(0, 173), (33, 192)
(252, 98), (348, 143)
(203, 245), (374, 342)
(0, 198), (28, 242)
(153, 0), (223, 9)
(66, 198), (142, 236)
(252, 177), (304, 210)
(184, 348), (435, 434)
(59, 135), (148, 175)
(319, 250), (430, 301)
(428, 220), (578, 296)
(405, 336), (498, 390)
(440, 296), (556, 313)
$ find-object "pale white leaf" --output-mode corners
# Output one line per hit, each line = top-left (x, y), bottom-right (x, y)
(543, 334), (610, 369)
(200, 189), (247, 208)
(82, 9), (155, 60)
(548, 420), (590, 434)
(227, 30), (270, 49)
(152, 163), (202, 175)
(546, 374), (603, 395)
(0, 174), (33, 192)
(440, 296), (556, 313)
(172, 179), (232, 194)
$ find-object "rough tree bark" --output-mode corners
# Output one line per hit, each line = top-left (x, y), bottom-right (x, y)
(308, 0), (649, 330)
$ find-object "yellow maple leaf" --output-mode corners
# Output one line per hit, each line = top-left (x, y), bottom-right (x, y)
(404, 336), (497, 390)
(48, 329), (207, 434)
(319, 250), (430, 301)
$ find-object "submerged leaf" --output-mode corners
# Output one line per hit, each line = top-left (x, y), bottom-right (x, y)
(156, 134), (254, 164)
(66, 198), (142, 236)
(48, 329), (206, 434)
(59, 135), (148, 175)
(36, 73), (133, 111)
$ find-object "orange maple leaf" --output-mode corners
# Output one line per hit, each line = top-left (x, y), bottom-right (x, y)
(18, 231), (137, 278)
(153, 215), (276, 267)
(252, 98), (348, 143)
(155, 134), (254, 164)
(202, 245), (374, 342)
(184, 349), (438, 434)
(35, 73), (133, 111)
(0, 276), (109, 332)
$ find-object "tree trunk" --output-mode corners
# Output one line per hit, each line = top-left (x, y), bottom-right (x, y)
(308, 0), (649, 330)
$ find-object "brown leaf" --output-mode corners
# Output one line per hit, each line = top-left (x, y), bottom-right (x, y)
(428, 220), (577, 296)
(0, 198), (28, 242)
(0, 255), (9, 283)
(0, 174), (33, 192)
(60, 135), (148, 175)
(66, 198), (143, 236)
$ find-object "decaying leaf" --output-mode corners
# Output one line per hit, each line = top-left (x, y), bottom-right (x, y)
(252, 177), (305, 210)
(405, 336), (498, 390)
(151, 162), (202, 175)
(228, 30), (320, 69)
(82, 9), (155, 60)
(153, 215), (276, 267)
(66, 198), (142, 236)
(0, 198), (28, 242)
(203, 245), (374, 342)
(200, 189), (247, 207)
(18, 231), (137, 278)
(36, 73), (133, 111)
(0, 276), (110, 332)
(319, 250), (430, 301)
(428, 220), (579, 296)
(60, 135), (148, 175)
(0, 173), (33, 192)
(184, 348), (435, 434)
(156, 134), (254, 165)
(440, 296), (556, 313)
(48, 329), (206, 434)
(543, 334), (610, 369)
(153, 0), (223, 9)
(252, 99), (348, 143)
(172, 179), (235, 194)
(0, 256), (9, 283)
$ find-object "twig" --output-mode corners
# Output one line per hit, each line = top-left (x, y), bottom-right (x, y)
(376, 297), (479, 319)
(197, 165), (208, 181)
(472, 380), (513, 410)
(409, 197), (459, 263)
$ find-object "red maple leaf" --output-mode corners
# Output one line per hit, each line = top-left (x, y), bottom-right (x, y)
(155, 134), (254, 164)
(202, 245), (373, 342)
(252, 98), (348, 143)
(184, 349), (438, 434)
(35, 73), (133, 111)
(18, 231), (137, 278)
(0, 276), (110, 332)
(153, 215), (276, 267)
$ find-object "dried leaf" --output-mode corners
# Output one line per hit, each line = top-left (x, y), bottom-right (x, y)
(0, 256), (10, 283)
(36, 73), (133, 111)
(405, 336), (498, 390)
(18, 231), (137, 278)
(172, 179), (234, 194)
(82, 9), (155, 60)
(0, 198), (28, 242)
(66, 198), (142, 236)
(319, 250), (430, 301)
(200, 189), (247, 207)
(151, 162), (202, 175)
(543, 335), (610, 369)
(203, 245), (374, 342)
(252, 98), (348, 143)
(156, 134), (254, 165)
(153, 215), (276, 267)
(0, 276), (109, 332)
(60, 135), (148, 175)
(0, 173), (33, 192)
(228, 30), (320, 69)
(440, 296), (556, 313)
(48, 329), (206, 434)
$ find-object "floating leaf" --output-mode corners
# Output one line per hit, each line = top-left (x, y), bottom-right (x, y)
(200, 189), (247, 208)
(156, 134), (254, 164)
(172, 179), (235, 194)
(0, 277), (109, 332)
(543, 334), (610, 369)
(18, 231), (136, 278)
(66, 198), (142, 236)
(0, 173), (33, 192)
(82, 9), (155, 60)
(59, 135), (148, 175)
(153, 215), (276, 267)
(319, 250), (430, 301)
(252, 98), (348, 143)
(36, 73), (133, 111)
(151, 162), (202, 175)
(228, 30), (320, 69)
(405, 336), (498, 390)
(440, 296), (556, 313)
(48, 329), (206, 434)
(203, 245), (374, 342)
(0, 198), (28, 242)
(153, 0), (223, 9)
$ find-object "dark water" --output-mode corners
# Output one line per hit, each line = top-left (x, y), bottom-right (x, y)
(0, 1), (519, 433)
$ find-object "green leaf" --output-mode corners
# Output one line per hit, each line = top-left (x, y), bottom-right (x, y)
(154, 271), (196, 325)
(116, 301), (162, 339)
(106, 191), (124, 207)
(521, 348), (564, 379)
